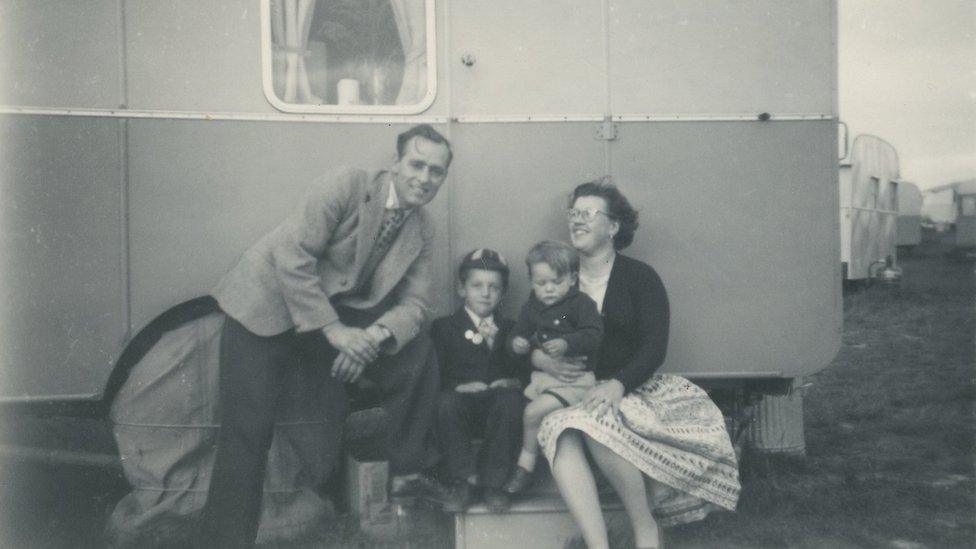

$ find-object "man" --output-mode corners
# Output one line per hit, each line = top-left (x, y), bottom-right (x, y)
(201, 124), (451, 547)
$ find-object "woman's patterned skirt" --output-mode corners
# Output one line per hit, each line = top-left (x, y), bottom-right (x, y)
(538, 374), (741, 527)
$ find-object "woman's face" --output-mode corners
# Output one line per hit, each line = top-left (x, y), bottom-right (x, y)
(569, 195), (619, 255)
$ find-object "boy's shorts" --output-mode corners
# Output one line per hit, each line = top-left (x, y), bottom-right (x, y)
(524, 370), (596, 407)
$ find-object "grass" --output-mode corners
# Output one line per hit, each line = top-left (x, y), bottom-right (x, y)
(1, 231), (972, 548)
(656, 229), (975, 549)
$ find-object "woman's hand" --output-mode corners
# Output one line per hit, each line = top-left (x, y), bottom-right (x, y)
(541, 338), (569, 358)
(582, 379), (625, 416)
(531, 349), (586, 383)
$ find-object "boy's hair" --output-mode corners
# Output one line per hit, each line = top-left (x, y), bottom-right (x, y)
(458, 248), (510, 288)
(524, 240), (579, 278)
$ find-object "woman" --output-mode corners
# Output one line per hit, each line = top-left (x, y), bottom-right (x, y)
(535, 179), (740, 549)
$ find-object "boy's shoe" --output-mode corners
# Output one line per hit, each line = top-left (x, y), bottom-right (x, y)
(483, 487), (511, 512)
(438, 480), (474, 513)
(503, 466), (534, 494)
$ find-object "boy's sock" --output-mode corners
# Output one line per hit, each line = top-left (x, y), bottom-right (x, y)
(516, 449), (537, 472)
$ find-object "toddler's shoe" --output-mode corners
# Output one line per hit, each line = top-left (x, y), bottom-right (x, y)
(503, 466), (534, 494)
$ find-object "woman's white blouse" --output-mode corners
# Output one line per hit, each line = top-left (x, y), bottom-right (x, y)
(578, 256), (614, 313)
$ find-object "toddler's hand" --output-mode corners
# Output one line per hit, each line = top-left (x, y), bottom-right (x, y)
(511, 336), (531, 355)
(455, 381), (489, 393)
(489, 378), (521, 390)
(542, 338), (569, 358)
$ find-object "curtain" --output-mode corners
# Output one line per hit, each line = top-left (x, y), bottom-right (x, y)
(389, 0), (427, 105)
(271, 0), (321, 104)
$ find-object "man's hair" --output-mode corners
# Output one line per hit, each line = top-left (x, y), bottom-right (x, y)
(397, 124), (453, 167)
(458, 248), (510, 288)
(569, 176), (639, 250)
(525, 240), (579, 278)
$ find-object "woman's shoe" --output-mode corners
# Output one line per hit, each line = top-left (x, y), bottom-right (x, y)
(503, 466), (534, 494)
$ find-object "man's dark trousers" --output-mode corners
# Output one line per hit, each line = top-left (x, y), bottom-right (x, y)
(201, 312), (439, 548)
(436, 388), (526, 488)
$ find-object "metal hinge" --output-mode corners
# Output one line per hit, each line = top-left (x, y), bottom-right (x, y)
(596, 117), (616, 141)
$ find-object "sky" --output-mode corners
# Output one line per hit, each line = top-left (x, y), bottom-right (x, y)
(839, 0), (975, 190)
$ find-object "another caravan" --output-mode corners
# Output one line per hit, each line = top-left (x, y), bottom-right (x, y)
(839, 135), (900, 280)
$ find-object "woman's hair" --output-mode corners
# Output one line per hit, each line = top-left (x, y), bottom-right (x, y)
(525, 240), (579, 278)
(569, 176), (639, 250)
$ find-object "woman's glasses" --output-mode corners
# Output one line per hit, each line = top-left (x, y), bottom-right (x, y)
(567, 208), (613, 222)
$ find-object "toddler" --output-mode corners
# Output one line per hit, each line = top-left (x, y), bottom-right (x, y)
(504, 240), (602, 494)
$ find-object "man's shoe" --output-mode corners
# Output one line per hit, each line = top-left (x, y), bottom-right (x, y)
(503, 466), (534, 494)
(483, 487), (511, 512)
(439, 481), (474, 513)
(389, 472), (447, 504)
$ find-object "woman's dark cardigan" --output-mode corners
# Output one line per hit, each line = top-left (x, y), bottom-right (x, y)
(592, 254), (670, 393)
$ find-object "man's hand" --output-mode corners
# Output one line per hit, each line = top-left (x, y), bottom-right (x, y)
(531, 349), (586, 383)
(322, 322), (379, 365)
(541, 338), (569, 358)
(488, 378), (521, 390)
(511, 336), (531, 355)
(331, 352), (366, 383)
(455, 381), (489, 393)
(365, 324), (393, 351)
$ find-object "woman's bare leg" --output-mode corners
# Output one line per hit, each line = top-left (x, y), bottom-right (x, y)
(551, 430), (609, 549)
(584, 435), (660, 548)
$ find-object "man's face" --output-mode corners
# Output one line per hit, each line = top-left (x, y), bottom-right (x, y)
(392, 136), (450, 209)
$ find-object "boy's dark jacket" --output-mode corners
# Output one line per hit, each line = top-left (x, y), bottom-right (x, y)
(431, 308), (525, 390)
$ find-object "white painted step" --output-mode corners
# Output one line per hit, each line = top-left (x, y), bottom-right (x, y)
(453, 492), (626, 549)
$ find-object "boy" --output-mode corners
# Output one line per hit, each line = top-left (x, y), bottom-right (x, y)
(431, 249), (526, 512)
(504, 240), (603, 494)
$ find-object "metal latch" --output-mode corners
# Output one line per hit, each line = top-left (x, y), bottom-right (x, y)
(596, 117), (616, 141)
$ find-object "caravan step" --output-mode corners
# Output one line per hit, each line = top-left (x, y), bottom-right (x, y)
(453, 493), (625, 549)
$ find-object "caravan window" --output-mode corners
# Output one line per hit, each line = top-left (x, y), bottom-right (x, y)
(261, 0), (436, 114)
(885, 181), (897, 211)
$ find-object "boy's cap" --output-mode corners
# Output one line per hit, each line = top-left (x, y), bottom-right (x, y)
(459, 248), (509, 276)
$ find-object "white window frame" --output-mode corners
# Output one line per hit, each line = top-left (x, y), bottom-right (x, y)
(259, 0), (437, 115)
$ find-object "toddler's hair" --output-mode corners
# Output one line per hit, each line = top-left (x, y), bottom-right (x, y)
(458, 248), (510, 288)
(524, 240), (579, 278)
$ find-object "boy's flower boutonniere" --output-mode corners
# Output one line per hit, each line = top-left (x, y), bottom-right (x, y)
(464, 329), (484, 345)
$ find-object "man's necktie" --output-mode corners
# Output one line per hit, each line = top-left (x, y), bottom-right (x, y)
(355, 208), (406, 293)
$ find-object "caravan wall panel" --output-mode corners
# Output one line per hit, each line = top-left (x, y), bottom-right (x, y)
(612, 121), (841, 378)
(448, 2), (607, 116)
(0, 116), (125, 398)
(446, 123), (607, 317)
(0, 0), (121, 108)
(609, 0), (835, 115)
(126, 121), (453, 332)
